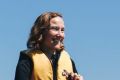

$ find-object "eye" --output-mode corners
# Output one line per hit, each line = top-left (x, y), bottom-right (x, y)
(50, 26), (59, 31)
(61, 28), (64, 32)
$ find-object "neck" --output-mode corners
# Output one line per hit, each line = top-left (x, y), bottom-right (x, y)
(41, 44), (56, 55)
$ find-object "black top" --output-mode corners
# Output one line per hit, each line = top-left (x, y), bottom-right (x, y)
(15, 50), (78, 80)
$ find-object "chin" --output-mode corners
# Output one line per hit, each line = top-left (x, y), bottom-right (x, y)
(53, 45), (61, 51)
(55, 47), (61, 50)
(51, 43), (64, 51)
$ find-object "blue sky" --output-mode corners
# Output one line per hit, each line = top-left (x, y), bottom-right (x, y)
(0, 0), (120, 80)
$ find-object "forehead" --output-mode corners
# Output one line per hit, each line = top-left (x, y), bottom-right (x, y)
(50, 16), (64, 26)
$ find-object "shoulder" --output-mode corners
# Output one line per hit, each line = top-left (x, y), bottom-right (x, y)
(17, 49), (34, 67)
(16, 49), (34, 72)
(19, 49), (43, 62)
(20, 49), (34, 55)
(19, 49), (32, 60)
(61, 50), (69, 54)
(19, 49), (38, 58)
(61, 50), (71, 58)
(61, 50), (78, 73)
(15, 49), (33, 80)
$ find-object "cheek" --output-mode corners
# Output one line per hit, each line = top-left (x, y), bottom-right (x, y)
(43, 32), (52, 40)
(62, 33), (65, 39)
(47, 30), (65, 39)
(46, 31), (55, 39)
(49, 31), (57, 36)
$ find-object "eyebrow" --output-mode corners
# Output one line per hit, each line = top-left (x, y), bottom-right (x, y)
(50, 26), (65, 28)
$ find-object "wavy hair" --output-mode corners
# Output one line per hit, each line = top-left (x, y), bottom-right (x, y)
(27, 12), (63, 50)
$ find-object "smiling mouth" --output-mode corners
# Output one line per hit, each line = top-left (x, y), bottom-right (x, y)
(51, 38), (63, 45)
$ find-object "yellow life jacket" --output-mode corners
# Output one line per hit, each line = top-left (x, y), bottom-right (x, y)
(27, 50), (73, 80)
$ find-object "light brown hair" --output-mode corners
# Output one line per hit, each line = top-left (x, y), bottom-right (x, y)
(27, 12), (64, 50)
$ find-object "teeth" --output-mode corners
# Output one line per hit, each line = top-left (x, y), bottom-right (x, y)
(52, 39), (59, 43)
(54, 40), (59, 43)
(51, 38), (63, 44)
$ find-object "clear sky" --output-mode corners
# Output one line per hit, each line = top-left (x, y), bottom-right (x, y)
(0, 0), (120, 80)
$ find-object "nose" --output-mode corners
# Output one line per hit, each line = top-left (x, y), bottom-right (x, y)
(56, 30), (61, 37)
(56, 30), (64, 38)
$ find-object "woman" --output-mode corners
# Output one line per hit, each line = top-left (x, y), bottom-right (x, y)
(15, 12), (83, 80)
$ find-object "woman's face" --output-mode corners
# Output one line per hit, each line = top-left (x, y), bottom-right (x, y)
(43, 16), (65, 51)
